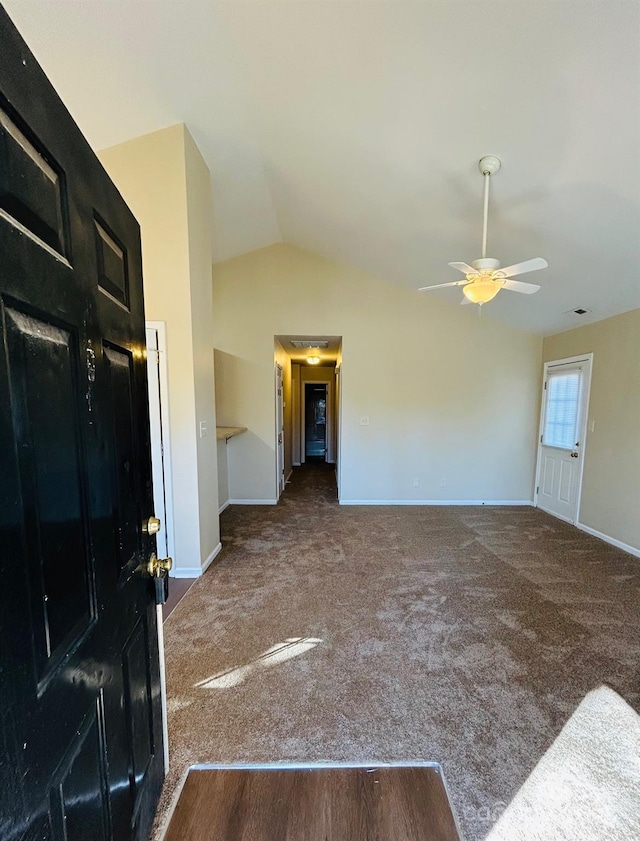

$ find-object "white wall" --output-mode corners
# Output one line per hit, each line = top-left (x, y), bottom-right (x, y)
(543, 309), (640, 552)
(99, 124), (220, 575)
(213, 243), (542, 504)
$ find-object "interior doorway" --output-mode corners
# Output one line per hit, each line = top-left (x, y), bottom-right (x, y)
(274, 335), (342, 496)
(275, 363), (285, 496)
(304, 384), (327, 460)
(535, 354), (593, 524)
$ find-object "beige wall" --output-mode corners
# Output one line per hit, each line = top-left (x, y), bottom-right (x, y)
(217, 439), (229, 511)
(184, 128), (220, 559)
(292, 363), (301, 464)
(99, 124), (220, 575)
(542, 309), (640, 551)
(274, 339), (293, 483)
(213, 243), (542, 503)
(300, 365), (337, 462)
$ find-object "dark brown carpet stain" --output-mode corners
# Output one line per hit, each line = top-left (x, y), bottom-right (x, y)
(157, 464), (640, 841)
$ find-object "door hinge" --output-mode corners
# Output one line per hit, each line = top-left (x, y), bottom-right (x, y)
(540, 434), (543, 442)
(536, 486), (539, 494)
(544, 381), (547, 390)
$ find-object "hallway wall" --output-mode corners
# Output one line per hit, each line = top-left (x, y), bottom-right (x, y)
(301, 366), (336, 463)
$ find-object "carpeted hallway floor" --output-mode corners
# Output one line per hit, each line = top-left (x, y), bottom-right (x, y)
(157, 464), (640, 840)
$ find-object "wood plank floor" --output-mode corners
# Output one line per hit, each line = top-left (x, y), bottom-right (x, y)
(162, 577), (196, 621)
(162, 766), (461, 841)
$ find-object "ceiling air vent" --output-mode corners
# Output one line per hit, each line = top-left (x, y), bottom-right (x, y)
(564, 307), (592, 316)
(290, 340), (329, 349)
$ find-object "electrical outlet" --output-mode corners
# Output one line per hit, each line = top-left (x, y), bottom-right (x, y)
(412, 478), (420, 488)
(589, 419), (595, 433)
(199, 420), (207, 438)
(360, 416), (370, 426)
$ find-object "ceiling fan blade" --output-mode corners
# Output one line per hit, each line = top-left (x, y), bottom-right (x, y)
(448, 262), (478, 275)
(503, 279), (541, 294)
(418, 280), (468, 291)
(499, 257), (548, 277)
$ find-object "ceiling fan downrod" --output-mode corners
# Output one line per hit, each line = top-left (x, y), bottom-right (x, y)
(478, 155), (501, 260)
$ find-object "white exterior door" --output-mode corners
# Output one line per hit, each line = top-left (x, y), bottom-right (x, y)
(276, 364), (285, 495)
(536, 356), (592, 524)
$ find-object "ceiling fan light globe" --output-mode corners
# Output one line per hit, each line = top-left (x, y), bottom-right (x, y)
(463, 280), (502, 305)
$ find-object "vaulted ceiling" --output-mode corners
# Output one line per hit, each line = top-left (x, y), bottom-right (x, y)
(4, 1), (639, 334)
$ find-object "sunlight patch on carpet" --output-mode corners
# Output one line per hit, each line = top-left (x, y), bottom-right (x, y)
(486, 686), (640, 840)
(195, 637), (323, 689)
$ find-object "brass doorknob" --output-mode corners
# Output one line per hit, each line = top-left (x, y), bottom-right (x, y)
(147, 553), (173, 578)
(143, 516), (161, 535)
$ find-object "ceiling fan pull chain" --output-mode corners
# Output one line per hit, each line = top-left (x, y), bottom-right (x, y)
(481, 170), (490, 259)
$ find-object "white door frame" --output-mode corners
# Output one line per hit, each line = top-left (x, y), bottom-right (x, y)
(145, 321), (175, 563)
(145, 320), (174, 775)
(335, 364), (342, 500)
(534, 352), (593, 524)
(301, 379), (334, 463)
(275, 363), (285, 498)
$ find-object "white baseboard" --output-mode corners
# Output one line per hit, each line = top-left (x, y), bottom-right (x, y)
(228, 498), (278, 505)
(293, 461), (301, 467)
(285, 469), (293, 484)
(202, 542), (223, 573)
(576, 522), (640, 559)
(172, 542), (223, 578)
(218, 500), (230, 515)
(340, 499), (533, 507)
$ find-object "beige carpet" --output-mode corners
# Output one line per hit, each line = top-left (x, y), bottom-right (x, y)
(156, 464), (640, 841)
(487, 686), (640, 840)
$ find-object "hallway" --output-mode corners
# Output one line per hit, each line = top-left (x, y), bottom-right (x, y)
(157, 465), (639, 840)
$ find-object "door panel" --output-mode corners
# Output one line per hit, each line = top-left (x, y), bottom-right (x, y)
(122, 615), (156, 812)
(0, 8), (164, 841)
(103, 343), (140, 576)
(5, 306), (95, 678)
(536, 357), (591, 524)
(55, 698), (111, 841)
(0, 102), (68, 257)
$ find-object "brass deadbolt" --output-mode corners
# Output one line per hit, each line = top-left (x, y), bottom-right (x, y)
(143, 516), (161, 535)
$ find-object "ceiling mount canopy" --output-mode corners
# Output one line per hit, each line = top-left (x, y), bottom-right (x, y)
(418, 155), (548, 306)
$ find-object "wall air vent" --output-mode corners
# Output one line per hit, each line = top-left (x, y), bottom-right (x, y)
(290, 340), (329, 349)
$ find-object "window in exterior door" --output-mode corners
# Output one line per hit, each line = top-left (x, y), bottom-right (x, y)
(543, 369), (581, 449)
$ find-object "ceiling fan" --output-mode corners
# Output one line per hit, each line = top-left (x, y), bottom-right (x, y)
(419, 156), (548, 305)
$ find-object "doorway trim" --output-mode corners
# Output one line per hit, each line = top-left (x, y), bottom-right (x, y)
(146, 321), (174, 775)
(301, 378), (334, 464)
(146, 321), (176, 564)
(275, 363), (285, 499)
(534, 353), (593, 524)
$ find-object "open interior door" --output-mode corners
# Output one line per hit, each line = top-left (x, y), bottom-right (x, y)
(0, 7), (166, 840)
